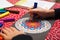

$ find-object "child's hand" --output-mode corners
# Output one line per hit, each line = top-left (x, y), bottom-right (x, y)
(0, 27), (24, 40)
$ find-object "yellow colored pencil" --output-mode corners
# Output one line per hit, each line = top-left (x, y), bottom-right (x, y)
(0, 11), (10, 18)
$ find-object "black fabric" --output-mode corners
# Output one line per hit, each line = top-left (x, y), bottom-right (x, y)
(12, 34), (33, 40)
(54, 8), (60, 19)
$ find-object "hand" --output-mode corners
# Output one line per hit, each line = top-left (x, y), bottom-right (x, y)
(0, 27), (24, 40)
(28, 8), (54, 18)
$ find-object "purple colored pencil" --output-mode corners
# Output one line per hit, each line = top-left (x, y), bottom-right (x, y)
(3, 18), (15, 22)
(0, 21), (4, 28)
(0, 21), (4, 24)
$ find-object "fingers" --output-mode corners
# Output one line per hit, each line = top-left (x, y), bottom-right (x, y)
(2, 29), (9, 35)
(10, 27), (25, 34)
(4, 27), (13, 33)
(10, 27), (18, 31)
(29, 9), (40, 14)
(2, 27), (15, 35)
(0, 33), (7, 38)
(2, 27), (18, 34)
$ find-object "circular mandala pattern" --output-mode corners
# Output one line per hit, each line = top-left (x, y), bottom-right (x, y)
(15, 17), (51, 33)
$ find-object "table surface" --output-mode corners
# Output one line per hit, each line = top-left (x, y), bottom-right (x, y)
(1, 0), (60, 40)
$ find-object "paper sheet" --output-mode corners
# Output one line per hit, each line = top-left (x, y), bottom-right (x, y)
(37, 1), (55, 9)
(15, 0), (55, 9)
(0, 0), (14, 8)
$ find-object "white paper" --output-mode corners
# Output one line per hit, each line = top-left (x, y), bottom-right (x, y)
(16, 0), (55, 9)
(37, 1), (55, 9)
(0, 0), (14, 8)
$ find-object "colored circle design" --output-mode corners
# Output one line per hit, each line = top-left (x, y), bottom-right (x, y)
(15, 17), (51, 33)
(22, 21), (41, 29)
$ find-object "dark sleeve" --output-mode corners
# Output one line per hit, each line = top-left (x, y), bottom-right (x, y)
(12, 34), (33, 40)
(54, 8), (60, 19)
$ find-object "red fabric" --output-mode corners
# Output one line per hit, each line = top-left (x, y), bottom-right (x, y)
(7, 0), (19, 4)
(0, 0), (60, 40)
(52, 3), (60, 9)
(45, 20), (60, 40)
(45, 2), (60, 40)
